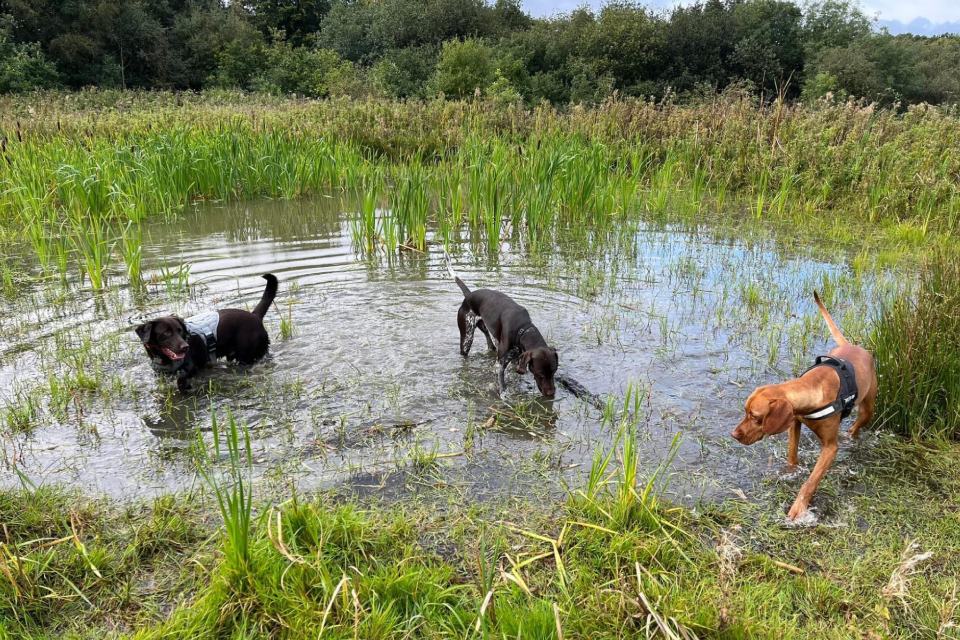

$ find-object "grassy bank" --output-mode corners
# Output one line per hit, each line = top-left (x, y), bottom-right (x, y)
(2, 93), (959, 289)
(2, 433), (958, 639)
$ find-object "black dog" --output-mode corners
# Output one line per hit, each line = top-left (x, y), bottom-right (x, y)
(449, 262), (558, 397)
(135, 274), (278, 391)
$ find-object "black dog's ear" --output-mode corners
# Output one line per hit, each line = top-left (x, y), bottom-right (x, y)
(134, 322), (153, 343)
(517, 351), (533, 374)
(174, 316), (187, 334)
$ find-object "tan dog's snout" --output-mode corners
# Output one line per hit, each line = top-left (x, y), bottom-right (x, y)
(731, 396), (793, 445)
(731, 419), (763, 445)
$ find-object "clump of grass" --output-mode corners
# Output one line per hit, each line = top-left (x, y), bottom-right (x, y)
(196, 411), (254, 582)
(871, 252), (960, 440)
(278, 300), (295, 340)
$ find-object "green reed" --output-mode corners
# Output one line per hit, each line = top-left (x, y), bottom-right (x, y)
(871, 252), (960, 440)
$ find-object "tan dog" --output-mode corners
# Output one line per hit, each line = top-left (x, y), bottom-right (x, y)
(731, 292), (877, 521)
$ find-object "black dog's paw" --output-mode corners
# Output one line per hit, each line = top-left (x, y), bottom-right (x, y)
(176, 377), (193, 393)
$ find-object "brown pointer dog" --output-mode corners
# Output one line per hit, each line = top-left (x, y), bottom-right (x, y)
(135, 274), (277, 391)
(731, 291), (877, 521)
(448, 258), (558, 397)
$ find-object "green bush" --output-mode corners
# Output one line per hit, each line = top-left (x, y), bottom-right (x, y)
(871, 253), (960, 440)
(430, 37), (495, 98)
(370, 45), (438, 98)
(0, 18), (60, 92)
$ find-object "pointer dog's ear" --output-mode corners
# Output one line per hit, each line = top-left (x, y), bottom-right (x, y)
(517, 351), (533, 374)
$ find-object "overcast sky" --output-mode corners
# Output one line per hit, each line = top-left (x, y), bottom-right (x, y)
(521, 0), (960, 34)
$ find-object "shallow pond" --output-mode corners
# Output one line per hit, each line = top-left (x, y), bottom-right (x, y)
(0, 197), (897, 510)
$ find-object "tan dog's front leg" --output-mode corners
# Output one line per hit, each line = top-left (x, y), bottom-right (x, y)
(788, 436), (838, 520)
(786, 421), (801, 467)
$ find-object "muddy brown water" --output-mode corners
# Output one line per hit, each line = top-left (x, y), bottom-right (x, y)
(0, 197), (896, 511)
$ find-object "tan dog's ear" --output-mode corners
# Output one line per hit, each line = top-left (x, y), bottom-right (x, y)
(517, 351), (533, 374)
(762, 398), (794, 435)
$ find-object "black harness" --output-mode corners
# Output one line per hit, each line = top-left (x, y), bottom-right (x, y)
(801, 355), (858, 420)
(193, 327), (217, 357)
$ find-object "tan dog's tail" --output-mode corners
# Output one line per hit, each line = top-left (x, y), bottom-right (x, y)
(813, 290), (848, 346)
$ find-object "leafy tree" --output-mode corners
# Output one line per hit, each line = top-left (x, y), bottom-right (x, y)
(0, 0), (956, 107)
(806, 34), (921, 104)
(661, 0), (738, 93)
(492, 0), (530, 34)
(240, 0), (331, 46)
(801, 0), (872, 55)
(589, 2), (663, 96)
(316, 0), (379, 62)
(731, 0), (804, 96)
(172, 4), (264, 89)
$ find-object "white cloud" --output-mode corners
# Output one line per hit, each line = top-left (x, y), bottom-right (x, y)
(862, 0), (960, 22)
(522, 0), (960, 25)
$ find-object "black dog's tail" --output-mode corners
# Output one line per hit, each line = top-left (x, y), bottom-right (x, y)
(252, 273), (278, 319)
(444, 250), (471, 297)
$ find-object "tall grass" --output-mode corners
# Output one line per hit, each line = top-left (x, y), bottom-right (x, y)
(871, 253), (960, 440)
(3, 92), (960, 281)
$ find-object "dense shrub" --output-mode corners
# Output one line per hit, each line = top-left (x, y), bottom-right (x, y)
(430, 38), (496, 98)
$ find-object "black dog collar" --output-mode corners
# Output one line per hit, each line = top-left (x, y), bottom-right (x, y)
(801, 355), (858, 420)
(516, 325), (535, 339)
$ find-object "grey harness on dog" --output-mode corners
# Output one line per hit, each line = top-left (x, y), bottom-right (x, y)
(185, 311), (219, 358)
(801, 355), (858, 420)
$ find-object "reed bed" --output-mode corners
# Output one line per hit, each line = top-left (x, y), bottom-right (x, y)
(2, 93), (960, 288)
(871, 253), (960, 440)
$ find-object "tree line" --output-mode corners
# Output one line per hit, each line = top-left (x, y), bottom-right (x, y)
(2, 0), (958, 105)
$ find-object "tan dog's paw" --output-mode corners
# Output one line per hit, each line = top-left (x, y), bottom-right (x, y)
(787, 499), (809, 521)
(779, 463), (804, 480)
(782, 508), (818, 528)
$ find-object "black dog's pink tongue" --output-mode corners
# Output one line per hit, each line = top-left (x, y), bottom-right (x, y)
(162, 347), (185, 360)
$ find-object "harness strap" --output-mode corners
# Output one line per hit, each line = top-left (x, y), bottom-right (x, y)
(801, 355), (858, 421)
(197, 329), (217, 356)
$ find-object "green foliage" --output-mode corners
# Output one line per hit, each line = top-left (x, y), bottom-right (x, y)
(430, 38), (495, 98)
(871, 252), (960, 440)
(0, 486), (204, 635)
(486, 68), (523, 105)
(370, 45), (438, 98)
(0, 16), (59, 92)
(240, 0), (332, 47)
(250, 34), (356, 98)
(4, 93), (960, 290)
(801, 0), (873, 55)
